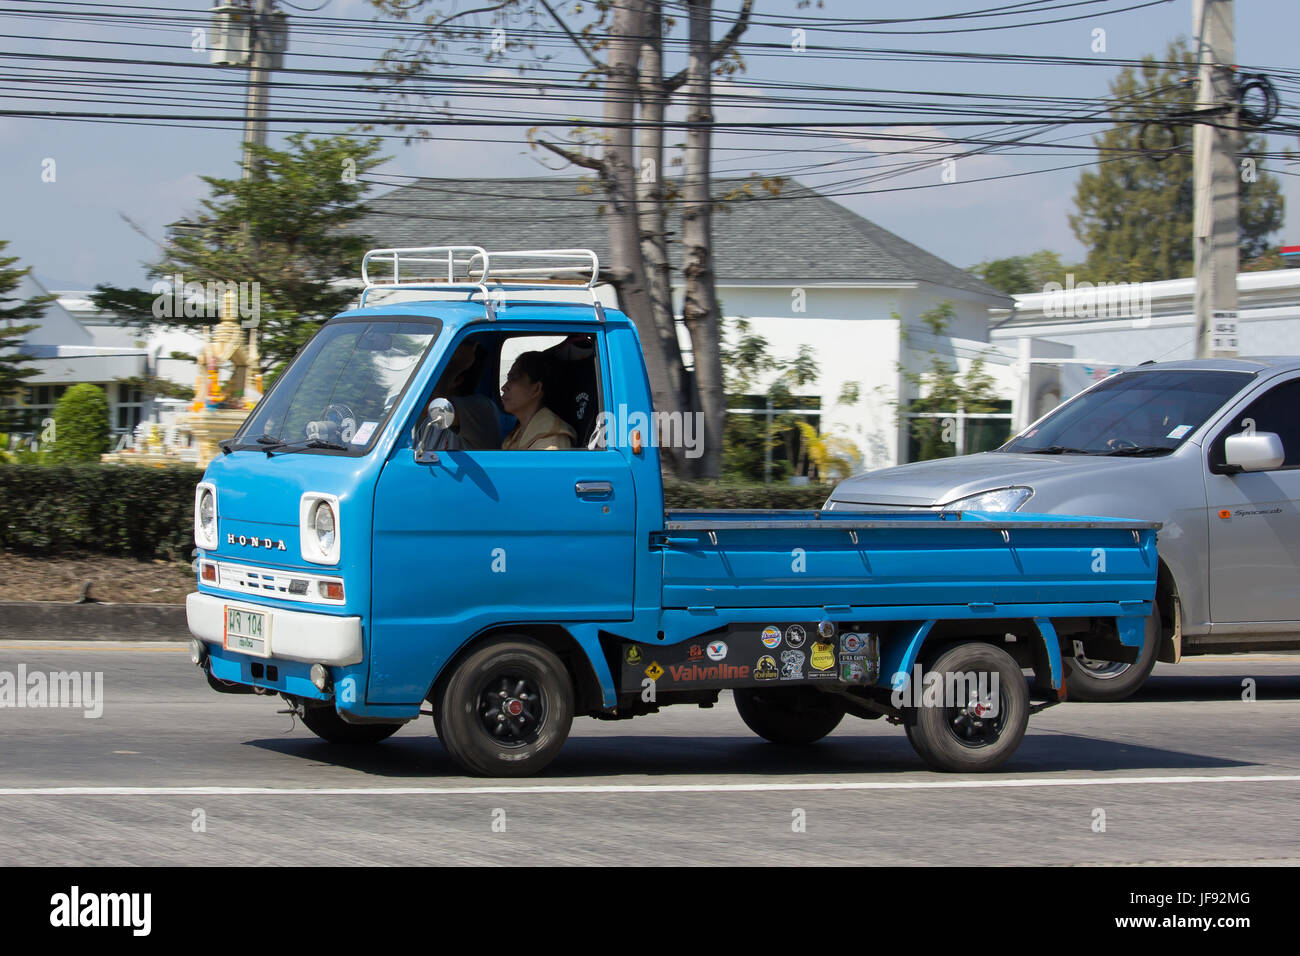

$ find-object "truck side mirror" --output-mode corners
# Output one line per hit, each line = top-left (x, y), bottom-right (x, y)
(1224, 431), (1285, 472)
(414, 397), (456, 464)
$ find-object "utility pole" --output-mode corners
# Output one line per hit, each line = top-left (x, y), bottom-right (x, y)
(1192, 0), (1240, 357)
(241, 0), (277, 181)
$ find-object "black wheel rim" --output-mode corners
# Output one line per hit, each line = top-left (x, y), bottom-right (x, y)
(476, 673), (546, 748)
(941, 683), (1009, 749)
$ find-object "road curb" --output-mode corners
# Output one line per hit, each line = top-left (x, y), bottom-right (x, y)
(0, 601), (188, 641)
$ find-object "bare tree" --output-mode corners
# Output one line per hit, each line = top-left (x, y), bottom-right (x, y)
(368, 0), (756, 476)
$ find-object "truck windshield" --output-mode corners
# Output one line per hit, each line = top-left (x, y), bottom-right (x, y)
(235, 319), (441, 453)
(1000, 369), (1252, 456)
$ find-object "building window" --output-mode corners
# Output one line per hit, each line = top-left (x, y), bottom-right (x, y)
(725, 393), (822, 483)
(4, 384), (68, 434)
(114, 382), (145, 435)
(905, 400), (1013, 462)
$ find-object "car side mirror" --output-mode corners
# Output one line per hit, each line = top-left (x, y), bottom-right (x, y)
(414, 397), (456, 464)
(1224, 431), (1285, 472)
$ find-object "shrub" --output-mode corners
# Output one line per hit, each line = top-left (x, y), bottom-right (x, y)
(49, 384), (110, 463)
(663, 478), (835, 510)
(0, 464), (832, 561)
(0, 463), (200, 559)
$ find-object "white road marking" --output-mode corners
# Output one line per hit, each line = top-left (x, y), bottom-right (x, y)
(1, 774), (1299, 797)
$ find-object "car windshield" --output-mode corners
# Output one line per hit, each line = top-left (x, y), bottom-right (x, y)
(235, 319), (440, 453)
(1000, 369), (1252, 456)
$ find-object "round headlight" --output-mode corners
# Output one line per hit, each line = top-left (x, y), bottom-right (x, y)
(199, 489), (216, 535)
(313, 501), (336, 551)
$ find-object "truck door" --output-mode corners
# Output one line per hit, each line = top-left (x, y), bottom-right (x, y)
(367, 326), (637, 704)
(1205, 376), (1300, 624)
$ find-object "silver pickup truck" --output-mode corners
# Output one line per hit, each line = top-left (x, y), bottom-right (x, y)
(826, 357), (1300, 700)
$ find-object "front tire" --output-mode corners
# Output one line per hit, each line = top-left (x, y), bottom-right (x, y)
(733, 687), (846, 745)
(904, 642), (1029, 772)
(436, 637), (574, 777)
(299, 705), (403, 745)
(1063, 605), (1161, 702)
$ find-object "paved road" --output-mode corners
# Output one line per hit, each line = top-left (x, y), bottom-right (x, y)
(0, 641), (1297, 866)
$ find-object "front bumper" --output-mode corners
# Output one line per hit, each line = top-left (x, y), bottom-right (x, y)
(186, 591), (364, 666)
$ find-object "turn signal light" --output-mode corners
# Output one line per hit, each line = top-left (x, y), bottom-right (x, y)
(319, 581), (344, 600)
(201, 563), (217, 582)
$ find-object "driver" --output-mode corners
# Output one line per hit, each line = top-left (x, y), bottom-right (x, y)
(428, 340), (499, 450)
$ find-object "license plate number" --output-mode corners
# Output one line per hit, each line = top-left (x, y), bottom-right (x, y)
(224, 606), (271, 657)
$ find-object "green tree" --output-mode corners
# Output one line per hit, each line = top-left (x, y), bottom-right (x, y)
(0, 242), (53, 428)
(971, 249), (1077, 294)
(50, 384), (110, 463)
(901, 302), (1001, 462)
(1070, 39), (1284, 282)
(92, 133), (386, 377)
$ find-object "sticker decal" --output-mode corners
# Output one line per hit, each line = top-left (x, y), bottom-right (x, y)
(686, 644), (705, 661)
(841, 632), (867, 654)
(625, 645), (643, 666)
(761, 626), (782, 649)
(779, 649), (806, 680)
(784, 625), (806, 648)
(838, 631), (879, 684)
(841, 661), (867, 683)
(351, 421), (378, 445)
(1167, 424), (1192, 440)
(644, 661), (664, 681)
(755, 655), (779, 680)
(810, 641), (835, 672)
(706, 640), (728, 661)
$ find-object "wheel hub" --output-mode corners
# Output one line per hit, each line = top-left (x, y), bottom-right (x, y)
(477, 676), (545, 747)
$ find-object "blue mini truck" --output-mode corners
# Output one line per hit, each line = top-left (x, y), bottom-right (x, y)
(186, 247), (1159, 776)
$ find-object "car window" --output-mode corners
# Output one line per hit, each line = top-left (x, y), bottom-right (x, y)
(1001, 369), (1251, 456)
(1209, 378), (1300, 469)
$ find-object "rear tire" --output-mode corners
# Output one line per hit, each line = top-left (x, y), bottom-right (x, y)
(733, 687), (846, 745)
(436, 637), (574, 777)
(904, 642), (1029, 772)
(299, 705), (403, 745)
(1063, 605), (1161, 702)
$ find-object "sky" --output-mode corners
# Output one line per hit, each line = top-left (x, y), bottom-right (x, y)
(2, 0), (1298, 291)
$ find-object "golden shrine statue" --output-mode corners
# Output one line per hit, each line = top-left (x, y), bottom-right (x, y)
(183, 290), (263, 466)
(191, 289), (263, 412)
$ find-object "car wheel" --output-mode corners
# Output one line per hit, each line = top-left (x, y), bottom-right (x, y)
(299, 705), (403, 745)
(435, 636), (574, 777)
(1063, 605), (1161, 702)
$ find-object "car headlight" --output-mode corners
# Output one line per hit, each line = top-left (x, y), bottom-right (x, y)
(194, 482), (218, 549)
(299, 493), (342, 565)
(941, 486), (1034, 513)
(313, 501), (336, 550)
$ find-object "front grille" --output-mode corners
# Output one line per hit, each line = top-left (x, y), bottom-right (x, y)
(210, 560), (344, 606)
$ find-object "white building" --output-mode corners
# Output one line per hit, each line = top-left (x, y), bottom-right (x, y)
(1, 272), (202, 445)
(991, 268), (1300, 430)
(347, 176), (1016, 475)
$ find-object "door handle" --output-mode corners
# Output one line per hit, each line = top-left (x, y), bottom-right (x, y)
(575, 480), (613, 497)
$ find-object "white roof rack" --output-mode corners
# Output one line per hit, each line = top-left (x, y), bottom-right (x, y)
(359, 246), (604, 320)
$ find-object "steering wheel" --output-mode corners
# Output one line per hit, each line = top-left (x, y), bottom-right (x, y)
(306, 403), (358, 443)
(1106, 437), (1139, 450)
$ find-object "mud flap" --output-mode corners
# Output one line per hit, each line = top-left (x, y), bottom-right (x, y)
(1031, 616), (1067, 702)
